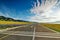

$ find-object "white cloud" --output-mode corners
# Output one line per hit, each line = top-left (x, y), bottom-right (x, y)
(29, 0), (60, 23)
(30, 0), (57, 14)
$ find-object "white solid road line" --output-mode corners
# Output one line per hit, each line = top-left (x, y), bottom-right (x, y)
(0, 23), (60, 39)
(40, 24), (59, 33)
(0, 35), (9, 40)
(1, 31), (60, 38)
(0, 24), (32, 32)
(32, 26), (36, 40)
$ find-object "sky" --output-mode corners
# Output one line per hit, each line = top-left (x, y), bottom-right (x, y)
(0, 0), (60, 23)
(0, 0), (34, 20)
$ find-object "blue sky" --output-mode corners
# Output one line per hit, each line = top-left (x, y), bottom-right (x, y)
(0, 0), (35, 20)
(0, 0), (60, 23)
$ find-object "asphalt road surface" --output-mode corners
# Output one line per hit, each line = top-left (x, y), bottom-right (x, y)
(0, 23), (60, 40)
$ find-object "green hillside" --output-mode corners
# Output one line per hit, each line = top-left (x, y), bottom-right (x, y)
(0, 16), (28, 22)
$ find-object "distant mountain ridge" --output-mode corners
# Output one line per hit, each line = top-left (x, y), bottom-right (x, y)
(0, 16), (28, 22)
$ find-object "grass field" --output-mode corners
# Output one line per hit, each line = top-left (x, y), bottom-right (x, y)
(41, 23), (60, 32)
(0, 20), (32, 30)
(0, 20), (31, 25)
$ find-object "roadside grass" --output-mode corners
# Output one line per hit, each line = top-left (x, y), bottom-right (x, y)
(0, 20), (32, 30)
(0, 25), (17, 30)
(41, 23), (60, 32)
(0, 20), (31, 25)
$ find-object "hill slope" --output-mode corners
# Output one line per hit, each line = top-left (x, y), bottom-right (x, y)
(0, 16), (27, 22)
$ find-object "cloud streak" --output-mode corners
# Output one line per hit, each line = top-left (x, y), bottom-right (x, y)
(0, 6), (20, 20)
(29, 0), (60, 23)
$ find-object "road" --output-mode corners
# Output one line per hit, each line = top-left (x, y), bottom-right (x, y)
(0, 23), (60, 40)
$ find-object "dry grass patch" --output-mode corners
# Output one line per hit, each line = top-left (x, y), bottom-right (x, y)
(41, 23), (60, 32)
(0, 21), (31, 25)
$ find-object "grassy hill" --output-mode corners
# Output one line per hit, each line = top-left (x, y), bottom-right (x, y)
(0, 16), (32, 29)
(0, 16), (32, 25)
(0, 16), (28, 22)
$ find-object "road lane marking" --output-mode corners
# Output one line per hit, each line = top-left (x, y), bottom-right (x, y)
(0, 24), (33, 32)
(0, 35), (9, 40)
(0, 23), (60, 40)
(39, 24), (59, 33)
(32, 26), (36, 40)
